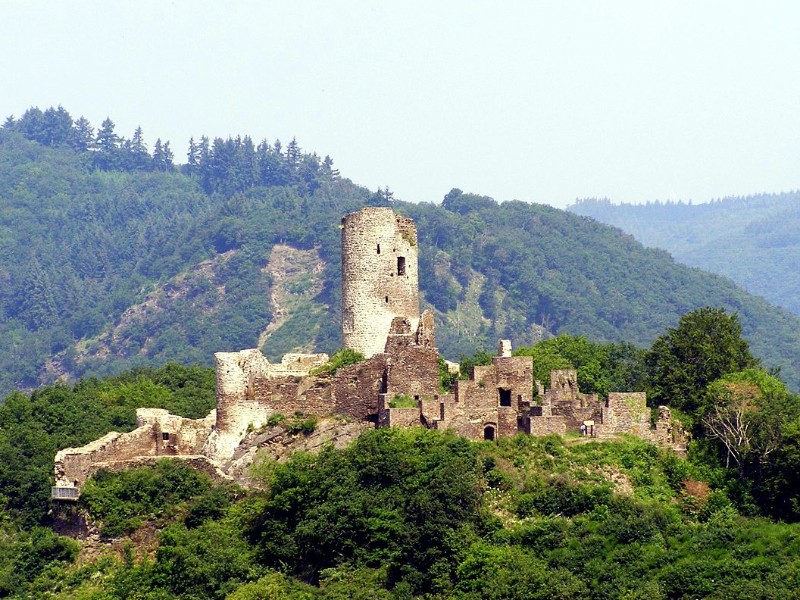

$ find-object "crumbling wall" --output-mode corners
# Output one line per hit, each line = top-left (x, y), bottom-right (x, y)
(601, 392), (650, 438)
(331, 354), (388, 420)
(341, 207), (420, 358)
(209, 349), (328, 461)
(55, 409), (215, 489)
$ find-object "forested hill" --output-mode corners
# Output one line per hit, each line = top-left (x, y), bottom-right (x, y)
(568, 194), (800, 316)
(2, 107), (800, 395)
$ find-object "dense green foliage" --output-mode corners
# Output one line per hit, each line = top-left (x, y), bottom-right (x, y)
(570, 194), (800, 316)
(2, 110), (800, 396)
(646, 308), (759, 413)
(8, 431), (800, 598)
(248, 428), (483, 593)
(79, 461), (235, 537)
(0, 363), (214, 526)
(514, 334), (647, 397)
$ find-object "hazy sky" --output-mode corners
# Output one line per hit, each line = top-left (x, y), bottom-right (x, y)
(3, 1), (799, 207)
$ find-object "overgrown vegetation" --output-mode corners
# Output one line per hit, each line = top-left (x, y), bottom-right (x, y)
(388, 394), (418, 408)
(8, 428), (800, 598)
(309, 348), (365, 376)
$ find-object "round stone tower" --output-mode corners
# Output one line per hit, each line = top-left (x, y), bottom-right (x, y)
(341, 207), (420, 358)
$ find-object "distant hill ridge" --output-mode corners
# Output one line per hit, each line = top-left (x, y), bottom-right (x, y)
(569, 193), (800, 315)
(1, 107), (800, 394)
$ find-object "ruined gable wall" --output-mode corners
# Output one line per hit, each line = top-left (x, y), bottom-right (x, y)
(385, 345), (439, 399)
(494, 356), (534, 407)
(331, 354), (389, 420)
(54, 409), (215, 488)
(341, 207), (420, 358)
(601, 392), (650, 437)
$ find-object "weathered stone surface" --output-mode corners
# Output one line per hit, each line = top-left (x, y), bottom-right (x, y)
(341, 207), (420, 358)
(54, 408), (216, 489)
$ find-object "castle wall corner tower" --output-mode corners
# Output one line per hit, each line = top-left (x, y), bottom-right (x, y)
(341, 207), (420, 358)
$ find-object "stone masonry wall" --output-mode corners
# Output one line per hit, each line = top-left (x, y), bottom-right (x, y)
(55, 409), (215, 488)
(601, 392), (650, 438)
(341, 207), (420, 358)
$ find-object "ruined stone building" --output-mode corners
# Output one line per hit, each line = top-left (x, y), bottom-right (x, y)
(53, 207), (686, 500)
(342, 207), (420, 358)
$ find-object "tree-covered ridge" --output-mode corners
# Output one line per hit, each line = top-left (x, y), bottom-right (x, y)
(3, 105), (800, 396)
(3, 106), (339, 195)
(2, 312), (800, 597)
(406, 190), (800, 389)
(569, 193), (800, 315)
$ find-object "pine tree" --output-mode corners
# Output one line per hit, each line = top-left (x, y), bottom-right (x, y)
(322, 155), (339, 180)
(71, 117), (94, 152)
(187, 137), (200, 175)
(129, 126), (150, 170)
(95, 118), (119, 169)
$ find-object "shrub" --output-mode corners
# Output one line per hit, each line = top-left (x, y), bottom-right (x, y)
(285, 416), (317, 435)
(79, 460), (214, 537)
(310, 348), (365, 376)
(388, 394), (417, 409)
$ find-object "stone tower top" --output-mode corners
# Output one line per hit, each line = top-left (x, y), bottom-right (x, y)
(341, 207), (420, 358)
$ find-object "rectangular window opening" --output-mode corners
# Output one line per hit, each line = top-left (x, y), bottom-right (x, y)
(499, 388), (512, 407)
(376, 243), (380, 254)
(397, 256), (406, 276)
(162, 432), (170, 441)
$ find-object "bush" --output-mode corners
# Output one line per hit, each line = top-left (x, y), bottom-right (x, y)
(309, 348), (365, 376)
(285, 416), (318, 435)
(388, 394), (417, 409)
(79, 460), (215, 537)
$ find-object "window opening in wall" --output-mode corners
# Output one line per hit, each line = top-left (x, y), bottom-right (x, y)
(377, 243), (380, 254)
(397, 256), (406, 276)
(484, 425), (496, 441)
(162, 432), (170, 441)
(440, 402), (445, 420)
(499, 388), (512, 407)
(385, 296), (389, 303)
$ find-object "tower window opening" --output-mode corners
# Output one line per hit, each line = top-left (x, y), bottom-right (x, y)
(397, 256), (406, 276)
(499, 388), (512, 407)
(385, 296), (389, 303)
(377, 244), (380, 254)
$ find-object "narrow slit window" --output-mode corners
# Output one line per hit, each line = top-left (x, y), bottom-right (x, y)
(376, 244), (380, 254)
(385, 296), (389, 303)
(397, 256), (406, 276)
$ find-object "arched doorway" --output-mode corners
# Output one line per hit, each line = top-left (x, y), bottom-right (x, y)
(483, 424), (496, 441)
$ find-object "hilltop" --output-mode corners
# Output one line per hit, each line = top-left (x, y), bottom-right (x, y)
(1, 108), (800, 394)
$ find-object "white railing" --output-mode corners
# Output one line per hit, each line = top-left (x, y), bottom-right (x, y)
(51, 486), (80, 501)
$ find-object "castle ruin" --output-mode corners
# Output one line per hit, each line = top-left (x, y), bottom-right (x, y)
(341, 207), (420, 358)
(52, 207), (686, 500)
